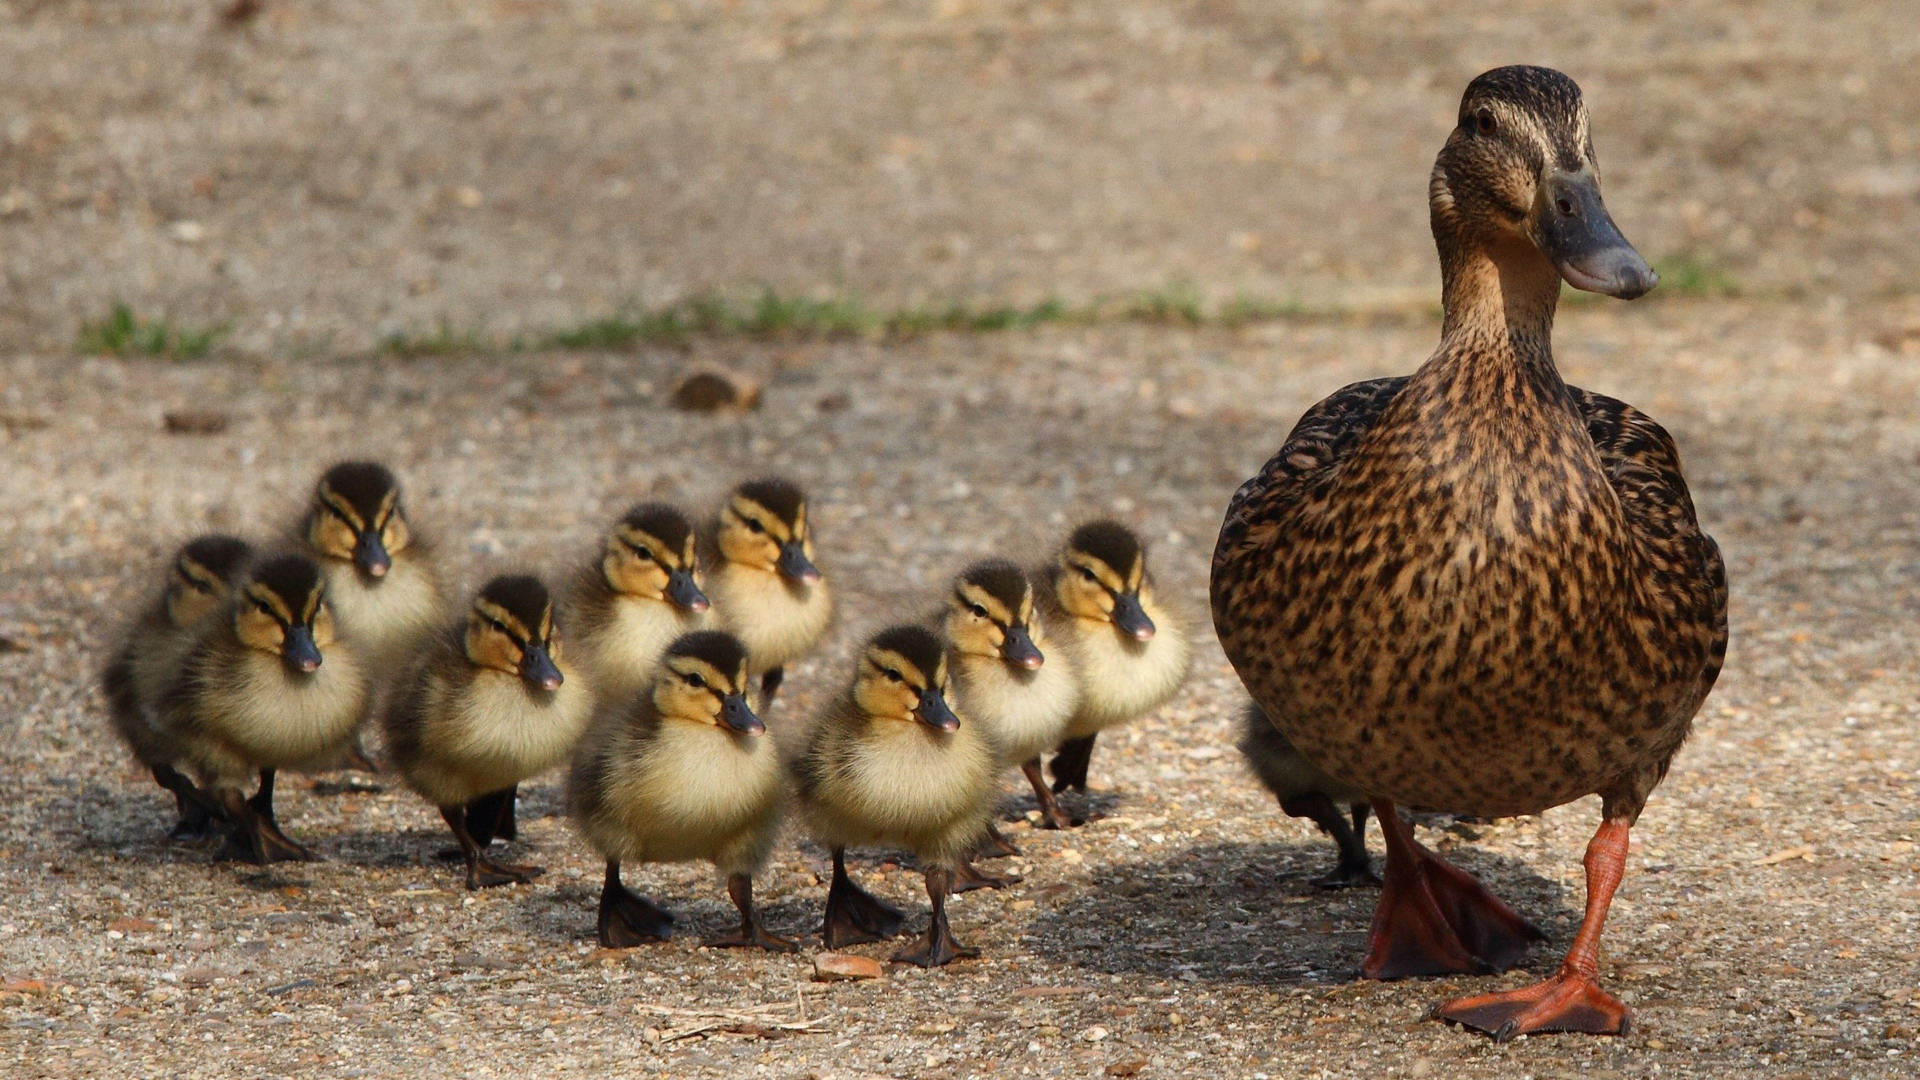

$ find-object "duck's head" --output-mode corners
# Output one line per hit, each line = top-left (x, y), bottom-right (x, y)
(603, 503), (709, 613)
(164, 534), (254, 628)
(944, 559), (1044, 671)
(855, 625), (960, 733)
(652, 630), (762, 735)
(306, 461), (415, 581)
(464, 575), (565, 692)
(717, 478), (821, 587)
(1431, 65), (1655, 300)
(233, 553), (336, 675)
(1053, 521), (1157, 643)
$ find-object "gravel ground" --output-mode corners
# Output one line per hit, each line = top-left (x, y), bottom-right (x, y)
(3, 296), (1919, 1078)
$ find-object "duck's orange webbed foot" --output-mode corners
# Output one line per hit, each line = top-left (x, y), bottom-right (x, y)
(1361, 800), (1545, 980)
(1437, 970), (1630, 1040)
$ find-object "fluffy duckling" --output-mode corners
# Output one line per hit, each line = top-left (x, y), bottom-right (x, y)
(296, 460), (443, 767)
(160, 553), (370, 863)
(570, 503), (712, 706)
(382, 575), (593, 890)
(1039, 521), (1191, 802)
(1239, 702), (1378, 889)
(796, 625), (997, 966)
(102, 534), (255, 841)
(568, 631), (792, 951)
(706, 478), (832, 702)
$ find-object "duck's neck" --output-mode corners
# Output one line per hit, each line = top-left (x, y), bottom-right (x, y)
(1434, 227), (1564, 381)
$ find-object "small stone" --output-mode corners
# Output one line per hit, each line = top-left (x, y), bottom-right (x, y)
(164, 409), (229, 435)
(912, 1021), (956, 1035)
(108, 917), (157, 934)
(812, 952), (885, 981)
(670, 367), (762, 413)
(1083, 1025), (1110, 1042)
(1106, 1060), (1148, 1078)
(2, 977), (48, 995)
(169, 220), (206, 243)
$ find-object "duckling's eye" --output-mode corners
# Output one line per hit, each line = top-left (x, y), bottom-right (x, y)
(684, 672), (706, 689)
(1474, 107), (1497, 136)
(968, 603), (988, 619)
(486, 617), (509, 635)
(1077, 565), (1099, 583)
(743, 518), (766, 535)
(882, 668), (903, 683)
(630, 544), (654, 563)
(253, 599), (273, 616)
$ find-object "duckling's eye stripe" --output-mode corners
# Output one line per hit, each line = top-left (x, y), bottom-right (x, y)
(317, 489), (366, 531)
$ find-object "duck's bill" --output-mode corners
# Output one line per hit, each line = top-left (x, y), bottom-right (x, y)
(1000, 625), (1044, 670)
(666, 570), (710, 613)
(776, 541), (822, 586)
(282, 625), (322, 673)
(519, 644), (564, 691)
(1534, 172), (1658, 300)
(353, 530), (392, 577)
(914, 691), (961, 732)
(720, 693), (764, 736)
(1111, 593), (1156, 642)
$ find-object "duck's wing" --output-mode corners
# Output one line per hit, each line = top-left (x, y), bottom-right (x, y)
(1213, 376), (1410, 575)
(1570, 387), (1729, 713)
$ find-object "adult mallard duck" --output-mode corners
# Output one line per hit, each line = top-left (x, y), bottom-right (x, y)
(1211, 66), (1727, 1040)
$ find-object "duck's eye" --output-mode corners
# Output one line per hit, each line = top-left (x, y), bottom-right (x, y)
(743, 518), (766, 535)
(968, 603), (988, 619)
(882, 667), (903, 684)
(631, 544), (654, 562)
(684, 672), (706, 689)
(253, 599), (273, 616)
(1077, 565), (1099, 583)
(486, 617), (509, 635)
(1474, 108), (1497, 136)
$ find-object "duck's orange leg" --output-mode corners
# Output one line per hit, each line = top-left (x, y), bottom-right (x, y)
(1362, 800), (1545, 979)
(1436, 820), (1633, 1040)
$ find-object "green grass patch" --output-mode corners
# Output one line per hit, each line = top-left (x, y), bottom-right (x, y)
(1649, 254), (1741, 298)
(78, 303), (230, 359)
(382, 320), (497, 358)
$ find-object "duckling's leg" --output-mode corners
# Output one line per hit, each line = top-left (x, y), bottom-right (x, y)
(342, 734), (382, 774)
(598, 860), (676, 947)
(761, 667), (786, 703)
(1435, 820), (1633, 1040)
(463, 786), (517, 848)
(950, 855), (1022, 893)
(1279, 794), (1380, 889)
(243, 769), (319, 859)
(214, 783), (315, 864)
(1022, 759), (1080, 830)
(892, 867), (981, 968)
(439, 805), (543, 890)
(974, 821), (1023, 859)
(822, 847), (905, 947)
(703, 873), (798, 952)
(1361, 800), (1543, 979)
(152, 764), (221, 843)
(1048, 734), (1097, 794)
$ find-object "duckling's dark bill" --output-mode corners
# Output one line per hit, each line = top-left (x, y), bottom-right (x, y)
(667, 570), (710, 612)
(352, 529), (391, 577)
(281, 625), (322, 672)
(720, 693), (764, 735)
(1534, 170), (1657, 300)
(1110, 594), (1155, 641)
(777, 541), (821, 584)
(999, 625), (1044, 669)
(915, 691), (960, 731)
(518, 644), (563, 691)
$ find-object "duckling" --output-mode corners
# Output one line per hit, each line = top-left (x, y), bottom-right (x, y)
(568, 631), (792, 951)
(938, 559), (1079, 891)
(1211, 67), (1725, 1039)
(1039, 521), (1192, 803)
(295, 460), (444, 770)
(160, 553), (370, 863)
(382, 575), (592, 889)
(705, 478), (832, 702)
(796, 625), (996, 966)
(1239, 702), (1378, 889)
(102, 534), (255, 841)
(569, 502), (712, 706)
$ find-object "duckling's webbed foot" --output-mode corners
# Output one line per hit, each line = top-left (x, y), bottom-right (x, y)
(1362, 801), (1542, 980)
(598, 861), (675, 947)
(1280, 794), (1380, 889)
(215, 787), (316, 864)
(440, 805), (541, 890)
(892, 868), (980, 968)
(153, 765), (223, 843)
(1435, 820), (1633, 1040)
(702, 873), (797, 953)
(822, 848), (905, 947)
(974, 822), (1022, 859)
(1022, 760), (1081, 829)
(950, 856), (1022, 894)
(1048, 734), (1097, 794)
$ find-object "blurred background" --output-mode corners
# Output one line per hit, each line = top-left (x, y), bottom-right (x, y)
(2, 0), (1915, 355)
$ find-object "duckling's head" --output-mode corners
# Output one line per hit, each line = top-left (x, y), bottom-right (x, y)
(165, 534), (254, 628)
(464, 575), (565, 691)
(233, 553), (335, 674)
(1053, 521), (1157, 643)
(603, 503), (709, 613)
(306, 461), (414, 581)
(944, 559), (1044, 671)
(1431, 65), (1655, 299)
(652, 630), (762, 735)
(855, 625), (960, 732)
(717, 478), (821, 587)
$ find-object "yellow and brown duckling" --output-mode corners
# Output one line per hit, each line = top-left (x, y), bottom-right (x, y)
(706, 478), (832, 703)
(382, 575), (593, 890)
(568, 631), (791, 951)
(102, 534), (255, 842)
(569, 502), (712, 706)
(1238, 703), (1377, 889)
(159, 553), (370, 863)
(295, 460), (444, 768)
(1211, 66), (1726, 1039)
(1039, 521), (1191, 806)
(795, 625), (997, 966)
